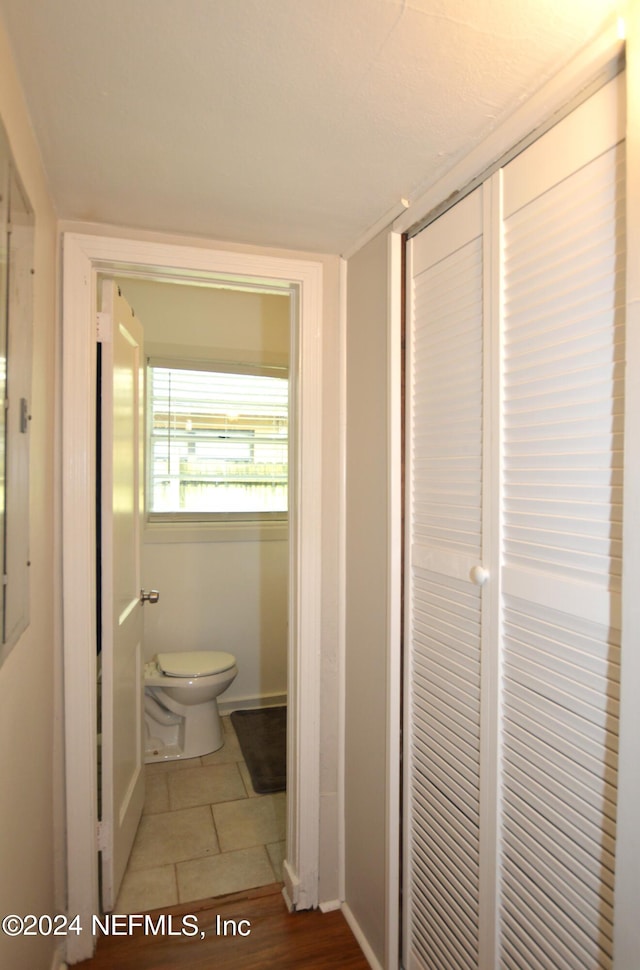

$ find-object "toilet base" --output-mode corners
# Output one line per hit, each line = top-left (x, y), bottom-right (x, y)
(144, 741), (185, 764)
(144, 690), (225, 763)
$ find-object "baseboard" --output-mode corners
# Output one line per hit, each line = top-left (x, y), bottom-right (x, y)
(319, 898), (341, 913)
(218, 691), (287, 715)
(50, 944), (68, 970)
(281, 858), (299, 910)
(341, 903), (385, 970)
(281, 884), (294, 912)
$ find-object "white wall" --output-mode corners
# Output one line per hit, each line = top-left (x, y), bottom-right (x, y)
(0, 17), (60, 970)
(116, 277), (290, 707)
(344, 228), (391, 966)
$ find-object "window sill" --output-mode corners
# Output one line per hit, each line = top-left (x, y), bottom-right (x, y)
(143, 517), (288, 544)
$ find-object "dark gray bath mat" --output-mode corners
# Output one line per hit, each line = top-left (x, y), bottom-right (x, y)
(231, 706), (287, 794)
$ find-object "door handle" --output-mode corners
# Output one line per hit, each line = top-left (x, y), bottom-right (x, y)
(469, 565), (489, 587)
(140, 589), (160, 604)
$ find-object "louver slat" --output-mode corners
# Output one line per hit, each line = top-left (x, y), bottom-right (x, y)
(406, 188), (483, 970)
(499, 140), (624, 969)
(502, 148), (625, 602)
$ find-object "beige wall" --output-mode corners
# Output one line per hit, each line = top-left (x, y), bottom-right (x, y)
(0, 18), (60, 970)
(344, 229), (390, 964)
(117, 276), (290, 366)
(116, 277), (290, 707)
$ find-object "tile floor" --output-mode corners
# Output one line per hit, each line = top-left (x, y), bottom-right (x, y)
(115, 714), (286, 913)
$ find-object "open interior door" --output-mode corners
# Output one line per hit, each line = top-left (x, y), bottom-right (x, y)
(99, 280), (145, 911)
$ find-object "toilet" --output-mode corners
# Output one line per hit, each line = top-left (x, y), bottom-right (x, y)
(143, 650), (238, 763)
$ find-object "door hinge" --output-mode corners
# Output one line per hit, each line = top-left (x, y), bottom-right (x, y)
(20, 398), (31, 433)
(96, 311), (112, 343)
(97, 819), (110, 852)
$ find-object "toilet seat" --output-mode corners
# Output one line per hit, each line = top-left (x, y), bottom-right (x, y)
(157, 650), (236, 678)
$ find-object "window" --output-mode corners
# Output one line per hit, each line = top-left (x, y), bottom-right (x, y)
(147, 361), (288, 519)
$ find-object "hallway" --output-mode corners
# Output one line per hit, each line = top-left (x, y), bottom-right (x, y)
(76, 885), (371, 969)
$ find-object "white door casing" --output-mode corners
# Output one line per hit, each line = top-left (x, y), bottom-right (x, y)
(98, 281), (145, 911)
(62, 236), (323, 963)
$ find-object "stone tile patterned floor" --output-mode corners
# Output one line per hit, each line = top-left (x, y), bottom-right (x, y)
(116, 715), (285, 913)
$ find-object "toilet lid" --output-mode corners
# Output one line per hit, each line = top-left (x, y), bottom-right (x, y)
(156, 650), (236, 677)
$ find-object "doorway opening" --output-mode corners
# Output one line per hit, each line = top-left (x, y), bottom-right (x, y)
(100, 273), (291, 911)
(62, 233), (323, 964)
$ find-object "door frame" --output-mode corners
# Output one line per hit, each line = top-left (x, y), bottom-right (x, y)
(61, 232), (324, 963)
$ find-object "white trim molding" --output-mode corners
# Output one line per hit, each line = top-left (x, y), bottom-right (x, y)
(385, 230), (403, 970)
(49, 944), (68, 970)
(319, 898), (342, 914)
(61, 232), (323, 962)
(342, 903), (386, 970)
(337, 255), (348, 906)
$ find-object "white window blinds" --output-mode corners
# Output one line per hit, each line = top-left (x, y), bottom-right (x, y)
(147, 363), (288, 515)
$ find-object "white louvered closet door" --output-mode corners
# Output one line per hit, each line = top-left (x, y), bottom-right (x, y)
(404, 187), (486, 970)
(498, 75), (624, 970)
(404, 72), (625, 970)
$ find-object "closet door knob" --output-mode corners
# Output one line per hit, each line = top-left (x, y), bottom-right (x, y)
(140, 589), (160, 604)
(469, 565), (489, 587)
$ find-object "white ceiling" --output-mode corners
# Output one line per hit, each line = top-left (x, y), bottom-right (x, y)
(0, 0), (618, 254)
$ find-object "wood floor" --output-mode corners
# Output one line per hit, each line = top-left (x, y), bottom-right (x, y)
(75, 884), (371, 969)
